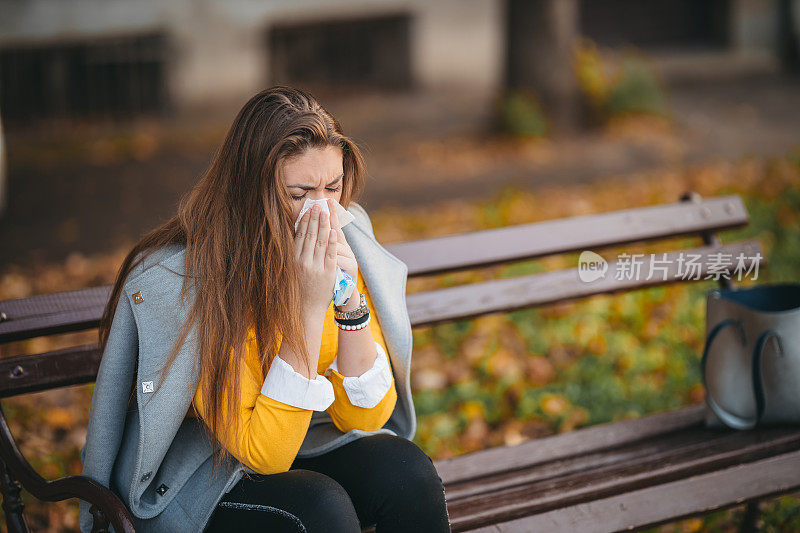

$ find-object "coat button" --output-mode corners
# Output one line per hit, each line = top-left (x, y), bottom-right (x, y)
(156, 483), (169, 496)
(132, 291), (144, 304)
(140, 471), (152, 482)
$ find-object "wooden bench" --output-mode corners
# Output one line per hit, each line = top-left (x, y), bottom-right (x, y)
(1, 192), (798, 532)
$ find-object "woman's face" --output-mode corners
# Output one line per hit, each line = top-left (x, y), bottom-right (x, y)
(281, 144), (344, 224)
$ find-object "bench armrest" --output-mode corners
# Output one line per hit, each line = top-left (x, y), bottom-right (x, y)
(0, 403), (134, 532)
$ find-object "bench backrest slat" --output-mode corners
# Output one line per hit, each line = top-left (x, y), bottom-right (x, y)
(0, 345), (100, 398)
(407, 240), (762, 327)
(385, 195), (747, 276)
(0, 196), (747, 343)
(0, 286), (111, 343)
(0, 240), (763, 397)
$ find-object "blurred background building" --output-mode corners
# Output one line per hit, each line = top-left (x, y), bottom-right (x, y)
(0, 0), (794, 122)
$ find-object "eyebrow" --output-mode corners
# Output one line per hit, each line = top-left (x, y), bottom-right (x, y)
(287, 174), (343, 191)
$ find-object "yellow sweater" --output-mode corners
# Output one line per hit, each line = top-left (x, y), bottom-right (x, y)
(190, 275), (397, 475)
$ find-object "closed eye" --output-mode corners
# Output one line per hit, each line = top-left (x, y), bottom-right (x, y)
(291, 185), (341, 201)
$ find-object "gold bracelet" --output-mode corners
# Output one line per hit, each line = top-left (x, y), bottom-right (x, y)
(333, 293), (367, 320)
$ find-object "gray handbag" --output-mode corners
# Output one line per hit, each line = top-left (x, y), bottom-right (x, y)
(701, 283), (800, 430)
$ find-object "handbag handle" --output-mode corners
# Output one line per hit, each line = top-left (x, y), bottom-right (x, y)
(751, 330), (784, 425)
(701, 318), (757, 430)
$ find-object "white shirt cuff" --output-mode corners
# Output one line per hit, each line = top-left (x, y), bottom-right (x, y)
(328, 342), (393, 409)
(260, 355), (335, 411)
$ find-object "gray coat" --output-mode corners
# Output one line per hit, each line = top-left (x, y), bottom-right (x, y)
(79, 202), (416, 532)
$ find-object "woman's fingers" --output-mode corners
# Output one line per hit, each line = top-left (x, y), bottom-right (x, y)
(325, 198), (352, 254)
(301, 205), (320, 263)
(325, 227), (338, 272)
(314, 207), (331, 265)
(294, 209), (311, 257)
(327, 198), (340, 232)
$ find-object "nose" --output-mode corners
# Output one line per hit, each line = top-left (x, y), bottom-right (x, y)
(309, 189), (337, 202)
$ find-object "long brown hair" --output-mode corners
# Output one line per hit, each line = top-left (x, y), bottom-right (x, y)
(98, 85), (367, 477)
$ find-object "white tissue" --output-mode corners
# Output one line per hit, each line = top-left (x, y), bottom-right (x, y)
(294, 198), (358, 306)
(294, 198), (355, 232)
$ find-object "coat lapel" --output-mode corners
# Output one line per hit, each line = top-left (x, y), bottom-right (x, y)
(342, 212), (416, 439)
(123, 246), (207, 517)
(343, 215), (413, 374)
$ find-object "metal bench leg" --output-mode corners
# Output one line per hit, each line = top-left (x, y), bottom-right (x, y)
(0, 456), (29, 533)
(89, 503), (111, 533)
(684, 191), (763, 533)
(738, 500), (762, 533)
(0, 402), (134, 532)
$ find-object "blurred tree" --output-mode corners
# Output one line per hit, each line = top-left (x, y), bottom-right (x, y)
(778, 0), (800, 73)
(0, 109), (6, 218)
(504, 0), (585, 136)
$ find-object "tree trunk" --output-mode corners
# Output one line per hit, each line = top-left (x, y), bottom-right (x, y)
(504, 0), (583, 136)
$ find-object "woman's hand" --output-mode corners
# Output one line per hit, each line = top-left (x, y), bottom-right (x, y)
(326, 198), (359, 286)
(294, 203), (338, 317)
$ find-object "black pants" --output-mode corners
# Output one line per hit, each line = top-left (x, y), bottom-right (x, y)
(203, 434), (452, 532)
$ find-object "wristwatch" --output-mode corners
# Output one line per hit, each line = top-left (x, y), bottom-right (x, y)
(333, 293), (368, 320)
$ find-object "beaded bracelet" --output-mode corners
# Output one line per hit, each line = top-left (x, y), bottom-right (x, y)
(335, 312), (370, 331)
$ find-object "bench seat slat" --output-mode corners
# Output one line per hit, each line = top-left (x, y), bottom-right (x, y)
(445, 422), (800, 504)
(408, 240), (763, 327)
(435, 404), (706, 485)
(439, 411), (800, 531)
(466, 449), (800, 532)
(444, 424), (738, 501)
(385, 196), (748, 276)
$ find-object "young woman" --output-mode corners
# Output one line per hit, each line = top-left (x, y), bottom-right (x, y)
(79, 86), (451, 532)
